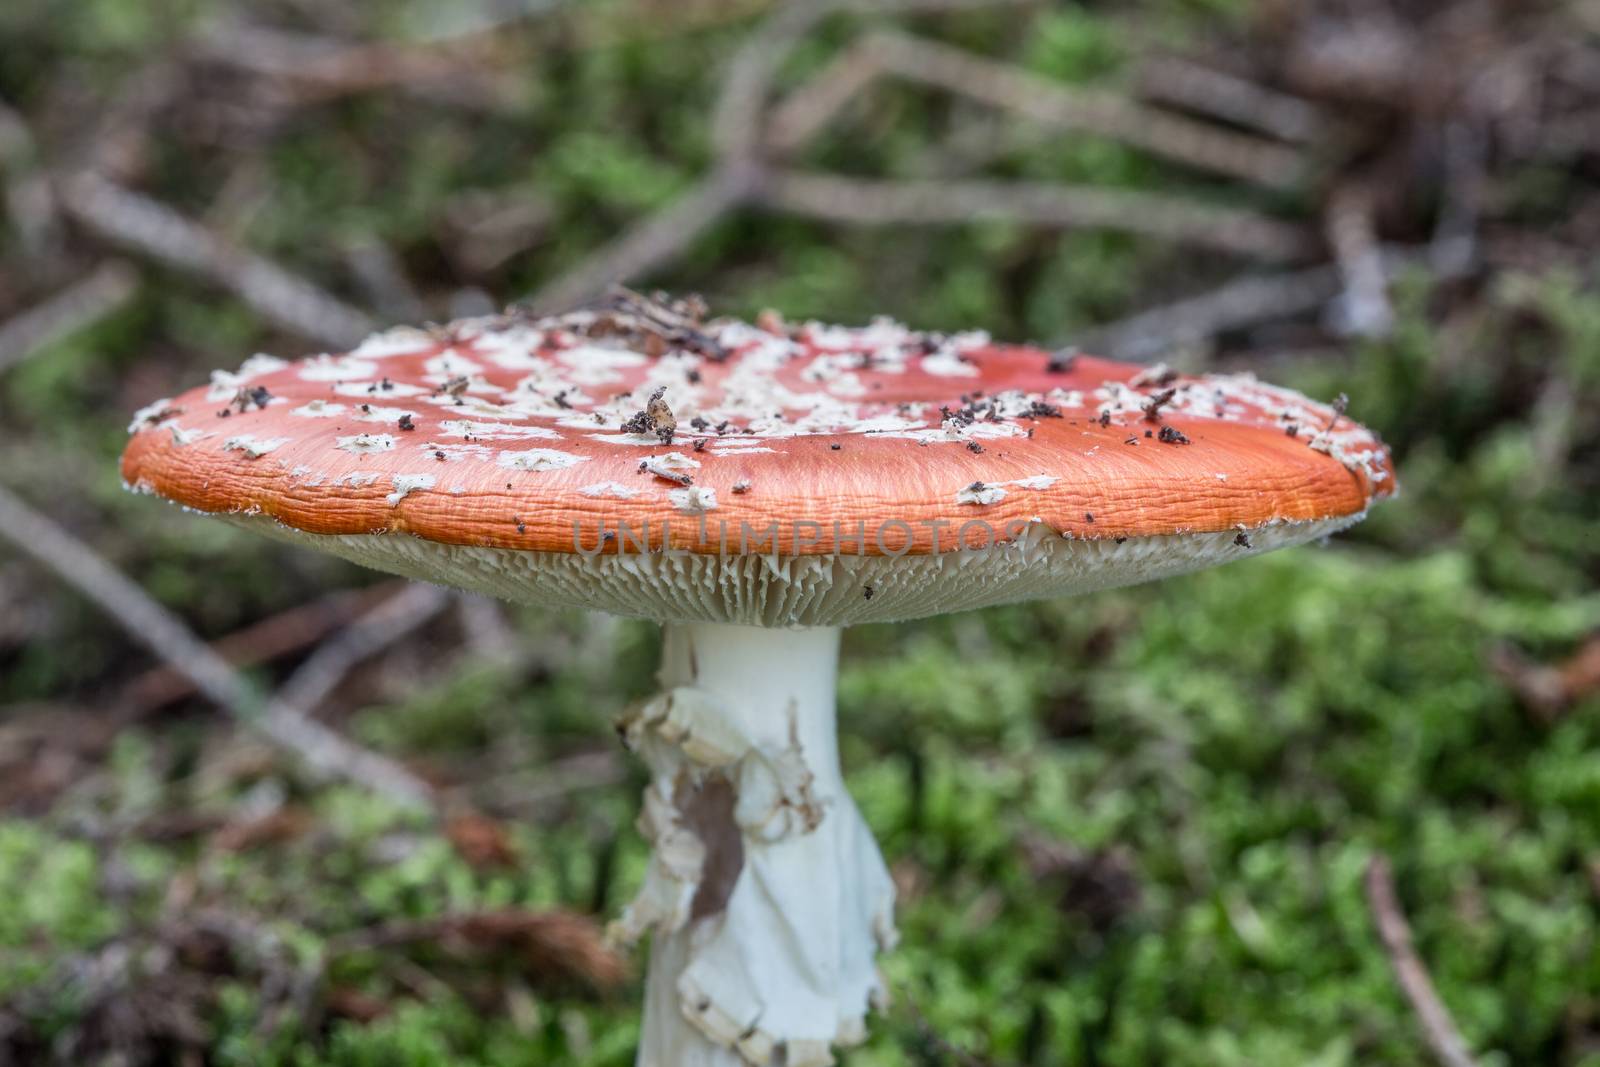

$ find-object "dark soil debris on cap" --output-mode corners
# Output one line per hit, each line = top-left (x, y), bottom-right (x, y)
(621, 387), (677, 444)
(231, 385), (272, 413)
(1142, 388), (1177, 421)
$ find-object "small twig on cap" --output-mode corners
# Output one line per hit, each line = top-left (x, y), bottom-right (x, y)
(1364, 854), (1483, 1067)
(58, 172), (375, 347)
(0, 483), (435, 810)
(0, 261), (141, 376)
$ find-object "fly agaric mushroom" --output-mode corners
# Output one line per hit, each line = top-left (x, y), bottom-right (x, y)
(121, 291), (1394, 1066)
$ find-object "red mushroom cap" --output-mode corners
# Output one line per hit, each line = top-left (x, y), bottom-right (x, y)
(121, 297), (1393, 624)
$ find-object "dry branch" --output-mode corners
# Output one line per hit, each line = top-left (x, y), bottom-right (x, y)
(119, 582), (408, 714)
(1429, 122), (1485, 278)
(457, 592), (520, 663)
(712, 0), (839, 160)
(535, 0), (1284, 308)
(0, 262), (141, 375)
(74, 59), (187, 180)
(58, 172), (375, 347)
(765, 32), (896, 153)
(0, 483), (434, 809)
(1537, 110), (1600, 160)
(711, 0), (1037, 160)
(1490, 634), (1600, 722)
(193, 21), (515, 110)
(457, 749), (627, 820)
(1079, 241), (1467, 359)
(778, 30), (1309, 189)
(528, 165), (760, 312)
(760, 171), (1315, 259)
(1078, 263), (1345, 360)
(1135, 55), (1329, 145)
(275, 582), (453, 715)
(0, 95), (64, 260)
(1365, 854), (1482, 1067)
(344, 239), (429, 323)
(1325, 182), (1393, 337)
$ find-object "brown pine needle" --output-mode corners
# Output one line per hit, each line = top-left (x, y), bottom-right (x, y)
(1365, 854), (1483, 1067)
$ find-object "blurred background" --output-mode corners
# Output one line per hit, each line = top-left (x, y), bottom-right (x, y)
(2, 0), (1598, 1063)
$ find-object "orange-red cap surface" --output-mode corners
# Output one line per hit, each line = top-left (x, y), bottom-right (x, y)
(122, 296), (1393, 558)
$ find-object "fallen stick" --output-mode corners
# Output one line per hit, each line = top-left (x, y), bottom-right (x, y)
(0, 483), (434, 809)
(1078, 264), (1344, 360)
(712, 0), (1038, 160)
(1135, 54), (1329, 145)
(0, 262), (141, 375)
(192, 20), (515, 110)
(58, 172), (375, 348)
(820, 30), (1309, 189)
(527, 165), (758, 312)
(119, 581), (407, 714)
(1078, 244), (1461, 361)
(1325, 181), (1394, 337)
(0, 97), (63, 258)
(275, 582), (453, 714)
(759, 171), (1316, 259)
(1365, 854), (1482, 1067)
(764, 31), (897, 154)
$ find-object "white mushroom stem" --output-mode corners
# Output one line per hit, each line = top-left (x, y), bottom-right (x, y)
(612, 622), (898, 1067)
